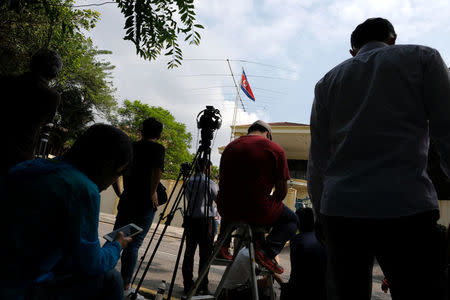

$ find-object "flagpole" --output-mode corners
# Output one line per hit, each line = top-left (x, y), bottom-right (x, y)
(226, 59), (243, 142)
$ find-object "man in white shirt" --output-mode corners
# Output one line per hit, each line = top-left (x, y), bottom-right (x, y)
(308, 17), (449, 300)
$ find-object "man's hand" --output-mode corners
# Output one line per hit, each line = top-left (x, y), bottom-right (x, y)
(152, 192), (159, 209)
(114, 231), (132, 249)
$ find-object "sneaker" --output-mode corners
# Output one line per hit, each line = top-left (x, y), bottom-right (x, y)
(254, 249), (284, 274)
(217, 245), (233, 260)
(124, 287), (146, 300)
(197, 288), (212, 296)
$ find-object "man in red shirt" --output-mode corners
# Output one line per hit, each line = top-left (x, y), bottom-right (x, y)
(217, 120), (298, 274)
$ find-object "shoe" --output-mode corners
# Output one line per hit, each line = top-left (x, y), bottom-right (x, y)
(255, 249), (284, 274)
(217, 245), (233, 260)
(196, 288), (212, 295)
(124, 287), (146, 300)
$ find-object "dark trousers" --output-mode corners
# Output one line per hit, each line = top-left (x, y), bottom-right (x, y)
(21, 269), (123, 300)
(323, 210), (448, 300)
(217, 204), (298, 259)
(182, 217), (214, 291)
(114, 206), (155, 286)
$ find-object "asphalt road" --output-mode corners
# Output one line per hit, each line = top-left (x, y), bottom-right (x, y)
(99, 221), (391, 300)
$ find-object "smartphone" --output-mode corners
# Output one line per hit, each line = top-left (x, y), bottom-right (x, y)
(103, 223), (143, 242)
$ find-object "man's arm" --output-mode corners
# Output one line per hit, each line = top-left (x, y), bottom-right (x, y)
(423, 48), (450, 177)
(307, 79), (330, 215)
(150, 167), (162, 209)
(274, 179), (288, 202)
(112, 178), (122, 197)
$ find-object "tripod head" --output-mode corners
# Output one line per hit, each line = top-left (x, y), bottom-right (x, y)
(196, 106), (221, 150)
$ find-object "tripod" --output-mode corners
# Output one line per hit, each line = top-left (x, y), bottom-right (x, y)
(130, 106), (221, 300)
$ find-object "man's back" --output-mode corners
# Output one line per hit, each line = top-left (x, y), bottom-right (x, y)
(2, 158), (120, 286)
(1, 73), (60, 172)
(120, 140), (165, 210)
(217, 135), (289, 224)
(312, 42), (450, 218)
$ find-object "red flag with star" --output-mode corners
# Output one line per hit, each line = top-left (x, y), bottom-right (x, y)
(240, 70), (255, 101)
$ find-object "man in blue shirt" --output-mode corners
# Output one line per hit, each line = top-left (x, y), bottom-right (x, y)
(1, 124), (133, 300)
(308, 18), (449, 300)
(182, 158), (219, 295)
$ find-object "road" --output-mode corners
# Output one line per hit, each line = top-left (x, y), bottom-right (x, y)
(99, 219), (391, 300)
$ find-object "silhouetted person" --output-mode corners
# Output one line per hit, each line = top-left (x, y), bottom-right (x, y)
(113, 117), (165, 299)
(0, 49), (62, 174)
(182, 159), (218, 295)
(308, 17), (449, 300)
(1, 124), (133, 300)
(281, 207), (326, 300)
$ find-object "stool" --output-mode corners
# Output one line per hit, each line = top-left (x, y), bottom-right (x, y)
(183, 223), (275, 300)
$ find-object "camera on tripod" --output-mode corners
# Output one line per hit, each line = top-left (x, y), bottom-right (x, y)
(197, 106), (222, 148)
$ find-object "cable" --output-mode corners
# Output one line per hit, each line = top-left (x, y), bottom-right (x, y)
(73, 1), (116, 8)
(178, 74), (293, 80)
(183, 58), (298, 74)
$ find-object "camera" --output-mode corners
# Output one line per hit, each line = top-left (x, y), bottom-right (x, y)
(196, 106), (222, 149)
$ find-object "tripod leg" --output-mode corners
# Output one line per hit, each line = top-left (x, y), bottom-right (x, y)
(167, 230), (187, 300)
(186, 223), (235, 300)
(247, 225), (259, 300)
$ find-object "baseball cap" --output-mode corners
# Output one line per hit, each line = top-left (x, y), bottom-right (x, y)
(249, 120), (272, 140)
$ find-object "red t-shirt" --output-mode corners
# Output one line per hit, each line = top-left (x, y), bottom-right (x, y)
(217, 135), (290, 225)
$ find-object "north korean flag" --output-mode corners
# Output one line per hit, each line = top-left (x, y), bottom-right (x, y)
(240, 70), (255, 101)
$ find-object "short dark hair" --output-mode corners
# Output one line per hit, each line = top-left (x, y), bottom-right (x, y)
(142, 117), (163, 139)
(351, 18), (396, 50)
(64, 124), (132, 175)
(31, 49), (62, 80)
(295, 207), (314, 232)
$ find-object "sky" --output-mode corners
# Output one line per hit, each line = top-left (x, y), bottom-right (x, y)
(76, 0), (450, 165)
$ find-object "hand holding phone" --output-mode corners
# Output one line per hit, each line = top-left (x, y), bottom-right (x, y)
(103, 223), (143, 246)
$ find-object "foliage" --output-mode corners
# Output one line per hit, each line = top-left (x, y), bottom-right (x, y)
(110, 100), (193, 179)
(0, 0), (118, 151)
(116, 0), (203, 68)
(3, 0), (204, 68)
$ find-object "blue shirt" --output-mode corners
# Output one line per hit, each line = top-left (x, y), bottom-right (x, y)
(185, 174), (218, 218)
(308, 42), (450, 218)
(0, 158), (121, 294)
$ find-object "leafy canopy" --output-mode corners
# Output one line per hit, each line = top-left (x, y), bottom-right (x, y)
(3, 0), (204, 68)
(110, 100), (193, 179)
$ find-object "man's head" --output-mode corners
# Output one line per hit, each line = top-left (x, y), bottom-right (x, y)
(350, 18), (397, 57)
(142, 117), (163, 140)
(295, 207), (315, 233)
(64, 124), (133, 191)
(31, 49), (62, 80)
(247, 120), (272, 140)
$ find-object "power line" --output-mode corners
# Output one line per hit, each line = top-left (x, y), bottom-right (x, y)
(183, 58), (298, 74)
(178, 74), (293, 80)
(73, 1), (115, 8)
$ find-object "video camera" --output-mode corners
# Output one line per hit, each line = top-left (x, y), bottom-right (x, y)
(196, 106), (222, 149)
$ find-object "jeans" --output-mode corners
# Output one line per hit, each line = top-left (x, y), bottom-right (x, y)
(323, 210), (448, 300)
(21, 269), (123, 300)
(218, 204), (298, 259)
(114, 206), (156, 285)
(182, 217), (214, 291)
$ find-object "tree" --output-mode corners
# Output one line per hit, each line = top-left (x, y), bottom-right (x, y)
(111, 100), (193, 179)
(3, 0), (204, 68)
(0, 1), (118, 151)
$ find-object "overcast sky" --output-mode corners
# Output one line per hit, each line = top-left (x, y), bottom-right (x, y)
(77, 0), (450, 165)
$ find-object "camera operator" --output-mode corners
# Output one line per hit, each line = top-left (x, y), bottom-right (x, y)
(216, 120), (298, 274)
(0, 49), (62, 175)
(112, 117), (165, 299)
(182, 158), (219, 296)
(1, 124), (133, 300)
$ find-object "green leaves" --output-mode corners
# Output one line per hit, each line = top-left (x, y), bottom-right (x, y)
(115, 0), (203, 68)
(110, 100), (193, 179)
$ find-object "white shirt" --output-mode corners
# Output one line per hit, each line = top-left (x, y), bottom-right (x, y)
(308, 42), (450, 218)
